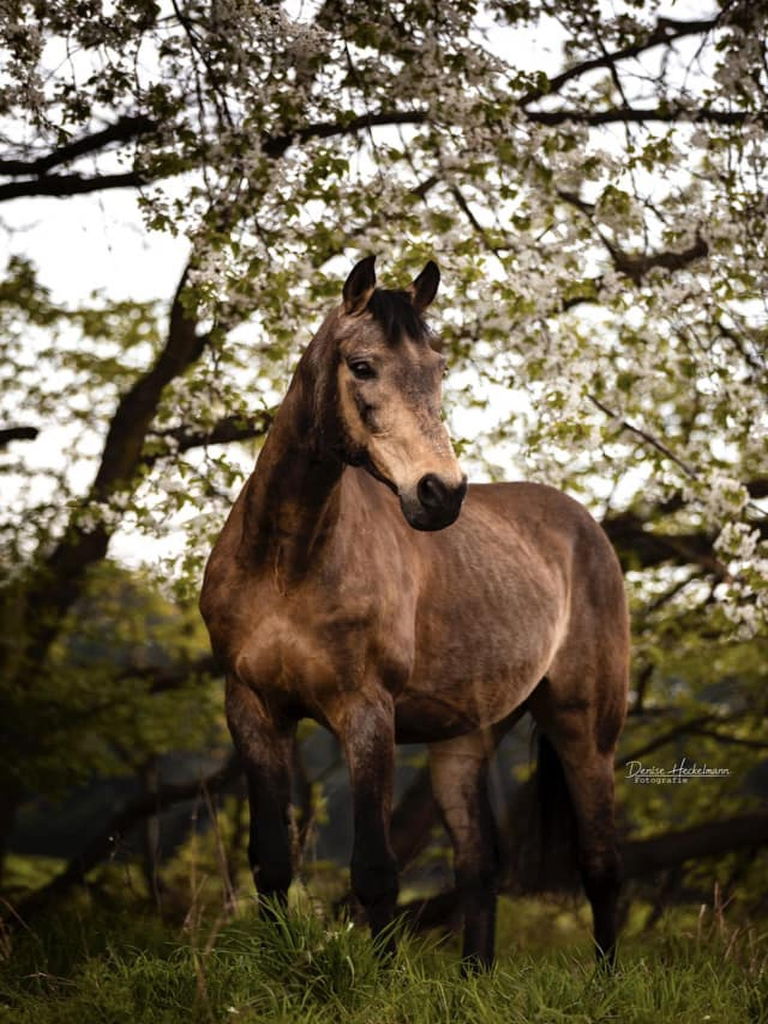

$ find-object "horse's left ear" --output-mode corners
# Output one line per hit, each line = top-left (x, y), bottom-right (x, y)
(408, 260), (440, 312)
(343, 255), (377, 314)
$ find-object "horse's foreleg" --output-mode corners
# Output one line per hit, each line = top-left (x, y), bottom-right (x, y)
(428, 732), (498, 971)
(225, 679), (295, 911)
(340, 694), (398, 953)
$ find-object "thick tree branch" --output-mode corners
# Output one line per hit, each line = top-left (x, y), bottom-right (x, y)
(91, 268), (203, 498)
(15, 754), (241, 919)
(399, 812), (768, 929)
(0, 116), (155, 177)
(0, 111), (429, 202)
(527, 106), (764, 128)
(603, 233), (709, 285)
(0, 171), (146, 203)
(557, 184), (710, 287)
(621, 812), (768, 878)
(522, 17), (721, 104)
(601, 509), (733, 577)
(142, 411), (273, 468)
(261, 109), (428, 159)
(0, 426), (38, 448)
(2, 267), (207, 678)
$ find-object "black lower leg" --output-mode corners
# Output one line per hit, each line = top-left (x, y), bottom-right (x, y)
(351, 847), (399, 955)
(245, 764), (294, 914)
(345, 698), (398, 958)
(582, 857), (621, 966)
(459, 881), (497, 973)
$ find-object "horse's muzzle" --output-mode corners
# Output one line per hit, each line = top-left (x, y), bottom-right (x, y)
(401, 473), (468, 531)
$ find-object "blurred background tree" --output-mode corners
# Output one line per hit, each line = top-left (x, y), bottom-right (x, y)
(0, 0), (766, 925)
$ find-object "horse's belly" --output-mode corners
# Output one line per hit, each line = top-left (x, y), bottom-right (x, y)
(403, 589), (565, 741)
(394, 694), (488, 742)
(395, 661), (541, 742)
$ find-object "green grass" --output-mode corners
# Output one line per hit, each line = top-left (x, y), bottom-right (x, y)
(1, 898), (766, 1024)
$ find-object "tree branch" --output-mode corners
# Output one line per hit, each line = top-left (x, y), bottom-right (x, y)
(15, 754), (241, 919)
(601, 508), (732, 577)
(522, 17), (721, 104)
(603, 232), (709, 284)
(589, 395), (699, 478)
(399, 812), (768, 928)
(618, 714), (737, 765)
(142, 411), (273, 468)
(2, 266), (208, 679)
(91, 267), (203, 499)
(527, 106), (764, 128)
(0, 116), (155, 177)
(261, 109), (428, 159)
(0, 171), (146, 203)
(0, 426), (39, 448)
(621, 812), (768, 878)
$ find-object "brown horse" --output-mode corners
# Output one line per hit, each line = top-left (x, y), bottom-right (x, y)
(200, 256), (629, 969)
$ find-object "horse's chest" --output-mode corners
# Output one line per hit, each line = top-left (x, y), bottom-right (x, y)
(233, 599), (412, 703)
(235, 614), (336, 691)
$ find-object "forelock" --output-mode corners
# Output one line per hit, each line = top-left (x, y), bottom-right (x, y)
(366, 289), (429, 344)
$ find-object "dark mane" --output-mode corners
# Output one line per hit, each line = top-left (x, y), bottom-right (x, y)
(367, 289), (428, 344)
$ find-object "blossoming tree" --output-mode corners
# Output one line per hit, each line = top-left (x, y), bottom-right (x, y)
(1, 0), (766, 908)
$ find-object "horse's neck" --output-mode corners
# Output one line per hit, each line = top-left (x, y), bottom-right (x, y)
(239, 380), (344, 580)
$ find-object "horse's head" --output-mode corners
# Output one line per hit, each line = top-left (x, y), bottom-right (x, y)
(331, 255), (467, 531)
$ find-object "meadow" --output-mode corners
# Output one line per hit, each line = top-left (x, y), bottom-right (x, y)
(2, 893), (765, 1024)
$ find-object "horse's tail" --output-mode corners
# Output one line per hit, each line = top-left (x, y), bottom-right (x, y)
(510, 730), (581, 894)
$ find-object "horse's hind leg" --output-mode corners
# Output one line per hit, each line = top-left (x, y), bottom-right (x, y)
(561, 745), (621, 964)
(428, 731), (498, 971)
(529, 680), (624, 965)
(226, 678), (295, 911)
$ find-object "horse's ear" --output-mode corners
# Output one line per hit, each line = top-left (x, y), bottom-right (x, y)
(343, 255), (377, 314)
(408, 260), (440, 312)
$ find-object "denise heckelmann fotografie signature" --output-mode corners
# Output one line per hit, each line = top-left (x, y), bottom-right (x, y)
(624, 757), (732, 784)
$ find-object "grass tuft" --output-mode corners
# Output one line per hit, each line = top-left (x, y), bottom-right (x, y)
(0, 897), (766, 1023)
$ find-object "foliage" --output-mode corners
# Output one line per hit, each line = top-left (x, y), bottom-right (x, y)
(0, 0), (766, 907)
(0, 560), (222, 800)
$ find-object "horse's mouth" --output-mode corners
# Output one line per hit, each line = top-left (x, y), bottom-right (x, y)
(400, 502), (462, 531)
(399, 477), (467, 531)
(357, 453), (467, 531)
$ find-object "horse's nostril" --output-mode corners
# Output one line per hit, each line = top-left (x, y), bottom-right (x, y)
(417, 473), (446, 509)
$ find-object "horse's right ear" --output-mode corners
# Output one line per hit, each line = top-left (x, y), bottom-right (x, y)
(343, 255), (376, 314)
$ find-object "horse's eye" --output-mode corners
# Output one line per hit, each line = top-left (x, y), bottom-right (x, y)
(349, 360), (376, 380)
